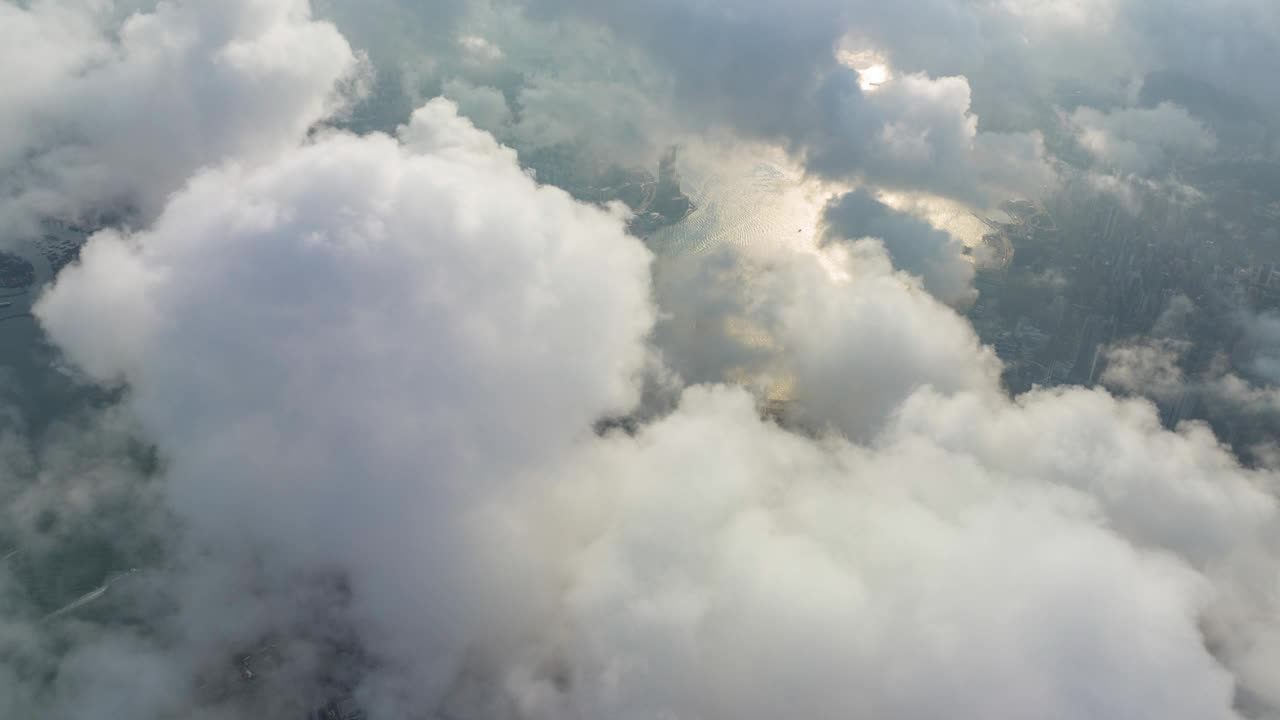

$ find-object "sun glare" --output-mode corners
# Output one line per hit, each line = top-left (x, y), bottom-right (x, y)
(858, 63), (890, 91)
(838, 48), (893, 92)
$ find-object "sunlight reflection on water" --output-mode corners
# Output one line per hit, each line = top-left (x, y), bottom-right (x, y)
(648, 156), (833, 258)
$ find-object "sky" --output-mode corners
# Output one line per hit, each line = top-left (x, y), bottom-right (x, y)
(3, 0), (1280, 718)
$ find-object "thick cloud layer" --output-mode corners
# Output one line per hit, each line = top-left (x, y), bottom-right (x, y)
(6, 0), (1280, 718)
(544, 385), (1259, 720)
(37, 97), (654, 713)
(42, 114), (1280, 716)
(38, 155), (1280, 715)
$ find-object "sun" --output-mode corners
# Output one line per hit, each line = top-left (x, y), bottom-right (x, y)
(836, 48), (893, 92)
(858, 63), (890, 91)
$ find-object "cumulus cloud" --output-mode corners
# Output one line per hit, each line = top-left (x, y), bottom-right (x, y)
(31, 82), (1280, 717)
(1071, 102), (1217, 175)
(312, 0), (1279, 193)
(541, 383), (1263, 720)
(441, 79), (512, 136)
(1102, 300), (1280, 465)
(37, 96), (654, 713)
(1103, 337), (1192, 402)
(8, 0), (1280, 718)
(0, 0), (363, 238)
(507, 0), (1057, 207)
(651, 238), (998, 440)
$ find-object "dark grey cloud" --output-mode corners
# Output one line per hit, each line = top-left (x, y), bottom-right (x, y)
(823, 189), (976, 306)
(523, 0), (1054, 206)
(1070, 102), (1217, 175)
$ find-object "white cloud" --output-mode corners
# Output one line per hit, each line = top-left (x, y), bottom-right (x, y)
(441, 78), (512, 135)
(38, 98), (655, 713)
(0, 0), (362, 237)
(1071, 103), (1217, 174)
(652, 236), (998, 440)
(9, 1), (1280, 717)
(22, 104), (1280, 720)
(1103, 338), (1192, 402)
(532, 384), (1255, 720)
